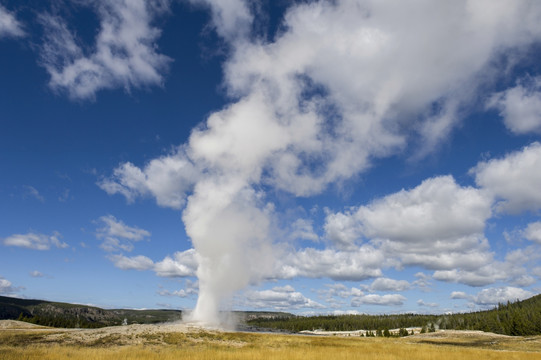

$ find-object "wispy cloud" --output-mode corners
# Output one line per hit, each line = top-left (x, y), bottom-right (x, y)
(23, 185), (45, 203)
(158, 280), (198, 298)
(108, 254), (154, 271)
(96, 215), (151, 253)
(29, 270), (45, 278)
(0, 5), (25, 39)
(38, 0), (171, 100)
(3, 231), (67, 251)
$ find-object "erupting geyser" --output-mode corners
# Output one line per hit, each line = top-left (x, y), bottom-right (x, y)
(182, 181), (275, 327)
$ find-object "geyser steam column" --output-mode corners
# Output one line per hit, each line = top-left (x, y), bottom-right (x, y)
(183, 176), (274, 327)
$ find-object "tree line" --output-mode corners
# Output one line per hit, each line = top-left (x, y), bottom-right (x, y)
(247, 294), (541, 336)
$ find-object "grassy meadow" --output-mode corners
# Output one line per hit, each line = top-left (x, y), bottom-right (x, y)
(1, 324), (541, 360)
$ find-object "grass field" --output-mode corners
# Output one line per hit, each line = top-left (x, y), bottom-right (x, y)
(1, 321), (540, 360)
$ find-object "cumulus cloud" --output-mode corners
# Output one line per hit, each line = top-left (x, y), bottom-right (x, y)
(351, 293), (406, 307)
(39, 0), (171, 100)
(324, 211), (362, 250)
(417, 299), (439, 308)
(153, 249), (198, 277)
(323, 176), (494, 279)
(0, 276), (23, 296)
(450, 291), (469, 300)
(532, 267), (541, 279)
(472, 142), (541, 213)
(277, 246), (384, 281)
(354, 176), (491, 243)
(158, 280), (198, 297)
(99, 148), (199, 209)
(412, 272), (433, 291)
(3, 231), (68, 250)
(241, 286), (324, 310)
(433, 245), (540, 287)
(0, 4), (24, 38)
(106, 248), (198, 276)
(472, 287), (533, 306)
(368, 277), (410, 292)
(108, 254), (154, 271)
(96, 215), (150, 253)
(317, 284), (364, 304)
(289, 218), (319, 242)
(524, 221), (541, 244)
(432, 265), (506, 287)
(187, 0), (253, 41)
(487, 77), (541, 134)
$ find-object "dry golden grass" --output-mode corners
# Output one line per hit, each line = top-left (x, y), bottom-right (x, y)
(1, 322), (540, 360)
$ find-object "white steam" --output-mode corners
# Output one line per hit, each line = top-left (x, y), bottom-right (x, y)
(183, 183), (275, 325)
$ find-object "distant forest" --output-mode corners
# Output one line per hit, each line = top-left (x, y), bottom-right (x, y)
(247, 294), (541, 336)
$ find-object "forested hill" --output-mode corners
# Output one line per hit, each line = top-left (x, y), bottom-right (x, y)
(248, 294), (541, 336)
(0, 295), (182, 328)
(0, 296), (294, 329)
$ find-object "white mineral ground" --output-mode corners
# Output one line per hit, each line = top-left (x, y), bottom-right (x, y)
(1, 319), (514, 342)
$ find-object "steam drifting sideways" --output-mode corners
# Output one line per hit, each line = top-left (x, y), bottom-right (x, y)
(100, 0), (541, 326)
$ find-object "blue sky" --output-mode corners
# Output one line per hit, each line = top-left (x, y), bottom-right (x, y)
(1, 0), (541, 320)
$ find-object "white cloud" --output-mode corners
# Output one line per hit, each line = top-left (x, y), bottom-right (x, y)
(413, 272), (433, 290)
(289, 218), (319, 242)
(96, 215), (151, 253)
(355, 176), (491, 243)
(107, 249), (198, 277)
(39, 0), (171, 100)
(29, 271), (44, 278)
(99, 148), (198, 209)
(98, 215), (150, 241)
(417, 299), (439, 308)
(187, 0), (252, 41)
(369, 277), (410, 292)
(277, 246), (384, 281)
(318, 283), (362, 301)
(23, 185), (45, 203)
(324, 176), (494, 278)
(3, 231), (68, 250)
(153, 249), (198, 277)
(108, 254), (154, 271)
(472, 142), (541, 214)
(432, 245), (540, 287)
(0, 5), (24, 38)
(0, 276), (23, 296)
(351, 293), (406, 307)
(487, 77), (541, 134)
(450, 291), (469, 300)
(524, 221), (541, 244)
(473, 287), (533, 306)
(324, 211), (362, 250)
(158, 289), (193, 297)
(242, 286), (324, 310)
(158, 279), (198, 298)
(100, 238), (134, 253)
(532, 267), (541, 279)
(432, 265), (506, 287)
